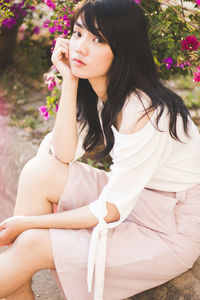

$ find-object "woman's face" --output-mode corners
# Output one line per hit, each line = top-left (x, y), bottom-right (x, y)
(69, 16), (114, 81)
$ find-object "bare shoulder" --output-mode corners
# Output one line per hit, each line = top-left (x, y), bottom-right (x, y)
(117, 91), (155, 134)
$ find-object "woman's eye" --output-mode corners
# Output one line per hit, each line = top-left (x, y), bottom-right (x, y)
(73, 31), (81, 37)
(94, 37), (104, 44)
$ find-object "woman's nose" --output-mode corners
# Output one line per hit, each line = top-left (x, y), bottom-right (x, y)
(75, 38), (88, 56)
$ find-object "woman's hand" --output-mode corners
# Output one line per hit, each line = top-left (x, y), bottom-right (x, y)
(51, 37), (77, 81)
(0, 216), (28, 247)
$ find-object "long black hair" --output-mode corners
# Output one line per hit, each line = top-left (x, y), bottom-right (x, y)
(70, 0), (190, 159)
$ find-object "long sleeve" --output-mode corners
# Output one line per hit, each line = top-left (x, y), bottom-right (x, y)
(36, 121), (87, 162)
(87, 109), (170, 299)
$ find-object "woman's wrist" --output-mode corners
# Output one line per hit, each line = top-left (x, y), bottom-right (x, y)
(62, 76), (79, 87)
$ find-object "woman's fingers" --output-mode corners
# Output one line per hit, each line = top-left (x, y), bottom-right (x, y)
(0, 229), (9, 246)
(0, 221), (6, 230)
(52, 46), (69, 63)
(54, 37), (69, 52)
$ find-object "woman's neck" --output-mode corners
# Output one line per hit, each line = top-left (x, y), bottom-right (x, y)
(89, 77), (107, 102)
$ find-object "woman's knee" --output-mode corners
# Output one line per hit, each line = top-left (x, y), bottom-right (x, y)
(14, 229), (55, 270)
(18, 155), (69, 204)
(18, 155), (68, 203)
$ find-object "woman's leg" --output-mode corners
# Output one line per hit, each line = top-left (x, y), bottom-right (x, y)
(0, 228), (55, 298)
(2, 154), (69, 299)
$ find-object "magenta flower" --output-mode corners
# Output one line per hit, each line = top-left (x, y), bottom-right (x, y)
(43, 19), (50, 28)
(196, 0), (200, 6)
(63, 29), (69, 36)
(63, 15), (69, 21)
(56, 24), (63, 32)
(55, 104), (59, 113)
(2, 1), (31, 29)
(193, 67), (200, 83)
(33, 26), (40, 34)
(178, 61), (191, 69)
(38, 106), (49, 121)
(133, 0), (141, 3)
(2, 18), (17, 29)
(49, 26), (56, 34)
(162, 57), (173, 69)
(47, 77), (56, 90)
(43, 0), (56, 10)
(181, 35), (200, 51)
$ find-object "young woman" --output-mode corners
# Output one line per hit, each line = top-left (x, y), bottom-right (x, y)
(0, 0), (200, 299)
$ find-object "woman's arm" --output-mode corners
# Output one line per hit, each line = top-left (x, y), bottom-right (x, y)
(27, 202), (119, 229)
(50, 37), (79, 163)
(51, 78), (79, 163)
(0, 203), (120, 246)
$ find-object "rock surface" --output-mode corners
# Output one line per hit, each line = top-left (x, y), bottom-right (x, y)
(130, 257), (200, 300)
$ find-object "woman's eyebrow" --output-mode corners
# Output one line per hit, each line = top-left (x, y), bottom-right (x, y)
(75, 21), (83, 28)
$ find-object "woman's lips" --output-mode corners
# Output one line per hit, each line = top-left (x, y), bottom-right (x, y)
(72, 58), (86, 66)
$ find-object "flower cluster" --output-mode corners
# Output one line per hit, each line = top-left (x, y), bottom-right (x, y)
(133, 0), (141, 4)
(181, 35), (200, 52)
(162, 57), (173, 69)
(38, 105), (49, 120)
(46, 76), (57, 91)
(46, 15), (70, 36)
(2, 0), (36, 29)
(193, 67), (200, 83)
(162, 34), (199, 74)
(162, 57), (192, 70)
(37, 0), (80, 120)
(43, 0), (56, 10)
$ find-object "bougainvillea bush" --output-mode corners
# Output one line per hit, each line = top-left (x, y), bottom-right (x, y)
(0, 0), (199, 121)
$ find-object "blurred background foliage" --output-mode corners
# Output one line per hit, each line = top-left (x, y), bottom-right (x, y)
(0, 0), (199, 119)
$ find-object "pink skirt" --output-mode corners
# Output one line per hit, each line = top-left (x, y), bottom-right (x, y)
(49, 161), (200, 300)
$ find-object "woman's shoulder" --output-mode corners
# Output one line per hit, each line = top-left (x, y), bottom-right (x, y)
(116, 90), (155, 135)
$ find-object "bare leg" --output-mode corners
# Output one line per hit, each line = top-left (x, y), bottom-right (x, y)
(2, 154), (69, 299)
(0, 228), (55, 298)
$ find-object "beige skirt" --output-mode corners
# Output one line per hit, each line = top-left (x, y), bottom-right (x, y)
(50, 161), (200, 300)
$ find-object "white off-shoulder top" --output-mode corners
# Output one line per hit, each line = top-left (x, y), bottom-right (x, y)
(36, 93), (200, 300)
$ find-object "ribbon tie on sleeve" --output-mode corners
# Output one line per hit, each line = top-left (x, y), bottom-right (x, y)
(87, 218), (108, 300)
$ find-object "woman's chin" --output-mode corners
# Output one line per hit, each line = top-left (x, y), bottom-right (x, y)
(71, 70), (89, 80)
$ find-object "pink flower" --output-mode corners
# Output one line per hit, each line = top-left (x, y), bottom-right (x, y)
(63, 29), (69, 36)
(49, 26), (56, 34)
(63, 15), (69, 21)
(162, 57), (173, 69)
(38, 106), (49, 121)
(178, 61), (191, 69)
(43, 0), (56, 10)
(181, 35), (200, 51)
(51, 39), (56, 47)
(55, 104), (59, 112)
(33, 26), (40, 34)
(56, 24), (63, 32)
(43, 19), (50, 28)
(19, 23), (26, 33)
(196, 0), (200, 6)
(47, 77), (56, 90)
(133, 0), (141, 3)
(193, 67), (200, 83)
(2, 18), (17, 29)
